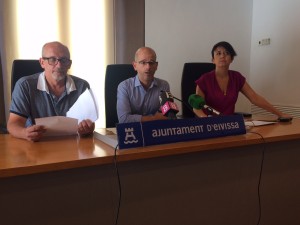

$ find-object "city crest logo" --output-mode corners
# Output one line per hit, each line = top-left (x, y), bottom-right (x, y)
(124, 128), (138, 144)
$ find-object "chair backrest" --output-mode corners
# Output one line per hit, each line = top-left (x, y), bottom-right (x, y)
(181, 62), (215, 118)
(104, 64), (136, 128)
(11, 59), (43, 94)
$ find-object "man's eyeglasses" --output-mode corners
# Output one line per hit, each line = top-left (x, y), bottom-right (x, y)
(43, 57), (72, 66)
(137, 61), (158, 66)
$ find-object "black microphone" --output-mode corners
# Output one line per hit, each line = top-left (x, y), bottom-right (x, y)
(188, 94), (220, 115)
(159, 91), (179, 119)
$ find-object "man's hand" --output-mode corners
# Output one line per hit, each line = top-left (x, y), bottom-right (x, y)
(141, 111), (168, 122)
(153, 111), (168, 120)
(78, 119), (95, 136)
(24, 125), (46, 142)
(7, 113), (46, 141)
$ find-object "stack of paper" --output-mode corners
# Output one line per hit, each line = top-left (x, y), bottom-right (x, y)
(93, 128), (119, 149)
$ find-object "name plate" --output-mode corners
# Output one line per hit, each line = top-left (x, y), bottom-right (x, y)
(116, 114), (246, 149)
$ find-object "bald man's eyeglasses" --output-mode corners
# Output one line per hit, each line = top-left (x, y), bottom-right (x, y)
(137, 61), (158, 66)
(43, 57), (72, 66)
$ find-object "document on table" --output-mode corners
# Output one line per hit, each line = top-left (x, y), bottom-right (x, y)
(35, 89), (98, 136)
(35, 116), (78, 136)
(245, 120), (277, 127)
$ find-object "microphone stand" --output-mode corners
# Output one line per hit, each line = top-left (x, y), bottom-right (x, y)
(172, 95), (195, 118)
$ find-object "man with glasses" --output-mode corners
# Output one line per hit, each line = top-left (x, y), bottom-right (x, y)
(7, 41), (95, 141)
(117, 47), (170, 123)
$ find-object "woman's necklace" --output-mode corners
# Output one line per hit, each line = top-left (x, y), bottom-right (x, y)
(216, 74), (229, 96)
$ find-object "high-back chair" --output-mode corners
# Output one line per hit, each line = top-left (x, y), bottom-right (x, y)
(181, 62), (215, 118)
(11, 59), (43, 94)
(2, 59), (43, 134)
(104, 64), (136, 128)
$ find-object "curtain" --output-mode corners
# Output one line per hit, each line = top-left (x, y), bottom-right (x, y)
(0, 54), (6, 133)
(0, 0), (114, 128)
(115, 0), (145, 63)
(0, 0), (8, 132)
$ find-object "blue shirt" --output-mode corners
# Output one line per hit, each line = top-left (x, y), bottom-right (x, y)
(117, 75), (170, 123)
(10, 72), (90, 127)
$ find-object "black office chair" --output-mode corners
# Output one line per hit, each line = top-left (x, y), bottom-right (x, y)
(1, 60), (44, 134)
(181, 62), (215, 118)
(104, 64), (136, 128)
(11, 59), (43, 94)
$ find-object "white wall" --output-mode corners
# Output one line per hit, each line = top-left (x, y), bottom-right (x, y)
(145, 0), (300, 114)
(250, 0), (300, 107)
(145, 0), (253, 113)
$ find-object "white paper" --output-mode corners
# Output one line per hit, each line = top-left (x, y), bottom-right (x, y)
(245, 120), (277, 127)
(35, 116), (78, 136)
(66, 88), (98, 123)
(34, 89), (98, 136)
(93, 128), (119, 149)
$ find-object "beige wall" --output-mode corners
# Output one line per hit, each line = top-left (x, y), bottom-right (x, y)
(145, 0), (253, 114)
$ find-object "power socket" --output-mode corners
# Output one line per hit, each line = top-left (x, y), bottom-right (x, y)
(259, 38), (271, 46)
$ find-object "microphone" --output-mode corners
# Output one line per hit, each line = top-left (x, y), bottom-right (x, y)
(188, 94), (220, 115)
(159, 91), (179, 119)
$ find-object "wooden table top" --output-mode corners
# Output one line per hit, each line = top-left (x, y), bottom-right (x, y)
(1, 117), (299, 178)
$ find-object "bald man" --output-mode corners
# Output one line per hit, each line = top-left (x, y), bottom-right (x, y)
(117, 47), (171, 123)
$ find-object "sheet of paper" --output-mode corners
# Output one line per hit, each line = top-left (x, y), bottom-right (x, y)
(245, 120), (277, 127)
(66, 88), (98, 123)
(35, 116), (78, 136)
